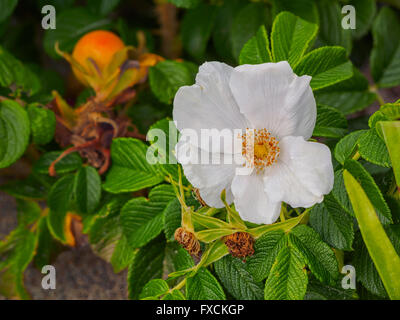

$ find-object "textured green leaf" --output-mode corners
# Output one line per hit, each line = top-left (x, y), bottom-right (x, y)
(149, 60), (196, 104)
(0, 46), (41, 95)
(370, 7), (400, 87)
(231, 3), (268, 61)
(357, 129), (391, 168)
(128, 237), (166, 300)
(349, 0), (376, 39)
(271, 0), (318, 23)
(271, 11), (318, 67)
(0, 174), (49, 200)
(289, 225), (339, 285)
(309, 194), (354, 250)
(214, 255), (264, 300)
(344, 159), (392, 225)
(369, 103), (400, 129)
(121, 185), (175, 249)
(294, 46), (353, 91)
(315, 68), (376, 115)
(0, 100), (30, 169)
(316, 0), (352, 54)
(162, 289), (186, 300)
(33, 151), (82, 175)
(103, 138), (164, 193)
(27, 104), (55, 145)
(246, 230), (287, 282)
(343, 170), (400, 299)
(0, 226), (37, 299)
(331, 169), (354, 216)
(139, 279), (169, 300)
(305, 278), (356, 300)
(73, 166), (101, 215)
(47, 174), (75, 243)
(239, 25), (271, 65)
(264, 246), (308, 300)
(43, 8), (111, 59)
(181, 4), (217, 59)
(313, 104), (347, 138)
(186, 268), (226, 300)
(334, 130), (367, 165)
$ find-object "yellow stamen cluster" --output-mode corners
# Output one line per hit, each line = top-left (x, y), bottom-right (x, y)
(241, 128), (280, 174)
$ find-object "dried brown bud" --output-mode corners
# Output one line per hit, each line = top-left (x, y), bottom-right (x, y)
(223, 232), (255, 260)
(174, 227), (201, 256)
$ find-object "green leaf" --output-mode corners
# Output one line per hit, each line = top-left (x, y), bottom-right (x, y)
(294, 46), (353, 91)
(128, 237), (166, 300)
(0, 46), (41, 96)
(230, 3), (268, 61)
(27, 104), (56, 145)
(271, 0), (318, 23)
(0, 100), (30, 169)
(73, 166), (101, 215)
(186, 268), (226, 300)
(0, 226), (37, 299)
(315, 68), (377, 115)
(331, 169), (354, 216)
(103, 138), (164, 193)
(149, 60), (196, 104)
(43, 8), (111, 59)
(343, 170), (400, 299)
(16, 199), (41, 226)
(289, 225), (339, 285)
(87, 0), (120, 16)
(0, 174), (49, 200)
(88, 195), (133, 273)
(379, 121), (400, 187)
(168, 0), (200, 9)
(121, 185), (175, 249)
(34, 217), (64, 270)
(370, 7), (400, 87)
(357, 128), (391, 167)
(271, 11), (318, 67)
(47, 174), (75, 243)
(264, 246), (308, 300)
(239, 25), (271, 65)
(246, 230), (287, 282)
(334, 130), (367, 165)
(165, 241), (195, 273)
(181, 4), (217, 60)
(305, 278), (356, 300)
(309, 194), (354, 251)
(214, 255), (264, 300)
(353, 232), (386, 298)
(162, 289), (186, 300)
(349, 0), (376, 39)
(369, 103), (400, 129)
(33, 151), (82, 175)
(316, 0), (352, 54)
(313, 104), (347, 138)
(344, 159), (392, 225)
(0, 0), (18, 23)
(139, 279), (169, 300)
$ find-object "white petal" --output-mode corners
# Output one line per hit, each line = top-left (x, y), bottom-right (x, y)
(173, 61), (249, 153)
(229, 61), (316, 140)
(176, 141), (236, 207)
(263, 136), (334, 208)
(231, 174), (281, 224)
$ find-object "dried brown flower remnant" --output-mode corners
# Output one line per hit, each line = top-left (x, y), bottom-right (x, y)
(223, 232), (255, 260)
(174, 227), (201, 256)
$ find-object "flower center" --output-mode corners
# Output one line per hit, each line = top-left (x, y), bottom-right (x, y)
(242, 128), (280, 174)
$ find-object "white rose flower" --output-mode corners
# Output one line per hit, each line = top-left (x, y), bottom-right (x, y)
(173, 61), (334, 224)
